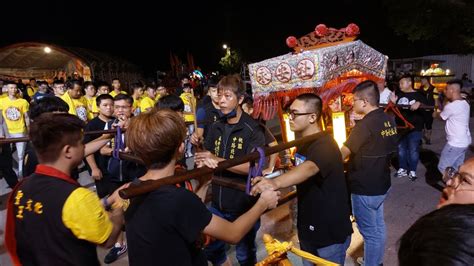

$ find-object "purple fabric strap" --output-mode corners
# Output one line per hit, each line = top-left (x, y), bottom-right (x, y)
(246, 147), (266, 195)
(112, 126), (123, 159)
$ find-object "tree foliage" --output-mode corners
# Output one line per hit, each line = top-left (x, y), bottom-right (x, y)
(383, 0), (474, 53)
(219, 48), (242, 74)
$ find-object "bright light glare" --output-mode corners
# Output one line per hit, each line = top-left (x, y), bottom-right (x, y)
(332, 112), (346, 148)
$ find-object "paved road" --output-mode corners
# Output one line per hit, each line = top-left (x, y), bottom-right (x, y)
(1, 117), (472, 265)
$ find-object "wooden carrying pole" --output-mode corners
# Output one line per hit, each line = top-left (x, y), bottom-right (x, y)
(0, 120), (216, 145)
(120, 152), (297, 209)
(0, 128), (119, 144)
(119, 132), (324, 199)
(379, 103), (435, 110)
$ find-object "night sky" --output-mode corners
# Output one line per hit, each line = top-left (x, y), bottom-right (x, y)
(1, 0), (469, 78)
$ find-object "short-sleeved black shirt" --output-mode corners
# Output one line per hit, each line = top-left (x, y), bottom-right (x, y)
(125, 185), (213, 266)
(294, 132), (353, 248)
(84, 117), (109, 175)
(419, 85), (436, 106)
(345, 108), (398, 195)
(84, 117), (107, 143)
(395, 91), (427, 131)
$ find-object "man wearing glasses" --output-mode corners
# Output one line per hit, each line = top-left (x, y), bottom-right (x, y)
(99, 94), (146, 264)
(251, 93), (352, 265)
(438, 158), (474, 209)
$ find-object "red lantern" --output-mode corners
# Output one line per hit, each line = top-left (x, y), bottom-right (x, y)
(345, 23), (360, 36)
(286, 36), (298, 48)
(314, 24), (328, 37)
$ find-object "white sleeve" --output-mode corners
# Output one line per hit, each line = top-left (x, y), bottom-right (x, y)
(440, 103), (452, 121)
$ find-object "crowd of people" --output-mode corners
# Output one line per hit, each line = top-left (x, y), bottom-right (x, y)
(0, 72), (472, 266)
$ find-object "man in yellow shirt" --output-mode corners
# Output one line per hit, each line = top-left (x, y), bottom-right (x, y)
(109, 78), (127, 98)
(180, 83), (197, 167)
(140, 85), (156, 113)
(61, 80), (89, 122)
(0, 81), (29, 177)
(5, 113), (124, 265)
(180, 83), (196, 123)
(84, 81), (98, 120)
(26, 78), (38, 98)
(130, 83), (144, 116)
(155, 85), (168, 102)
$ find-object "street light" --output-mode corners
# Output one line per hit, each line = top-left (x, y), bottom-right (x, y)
(222, 44), (231, 57)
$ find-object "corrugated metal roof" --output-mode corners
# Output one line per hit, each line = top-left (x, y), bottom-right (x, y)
(0, 42), (144, 88)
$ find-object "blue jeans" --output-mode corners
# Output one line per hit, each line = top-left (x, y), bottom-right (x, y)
(300, 235), (351, 265)
(204, 206), (260, 265)
(438, 143), (467, 173)
(398, 131), (422, 172)
(351, 193), (388, 266)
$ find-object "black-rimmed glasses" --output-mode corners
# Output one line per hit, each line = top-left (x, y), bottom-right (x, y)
(286, 110), (314, 120)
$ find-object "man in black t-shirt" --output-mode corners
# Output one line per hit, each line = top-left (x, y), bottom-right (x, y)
(124, 109), (279, 266)
(196, 80), (220, 140)
(341, 80), (397, 266)
(419, 77), (436, 144)
(251, 93), (352, 265)
(390, 75), (427, 181)
(84, 94), (114, 198)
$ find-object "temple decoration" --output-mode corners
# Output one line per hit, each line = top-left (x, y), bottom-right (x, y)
(249, 23), (388, 145)
(249, 39), (388, 120)
(421, 63), (448, 76)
